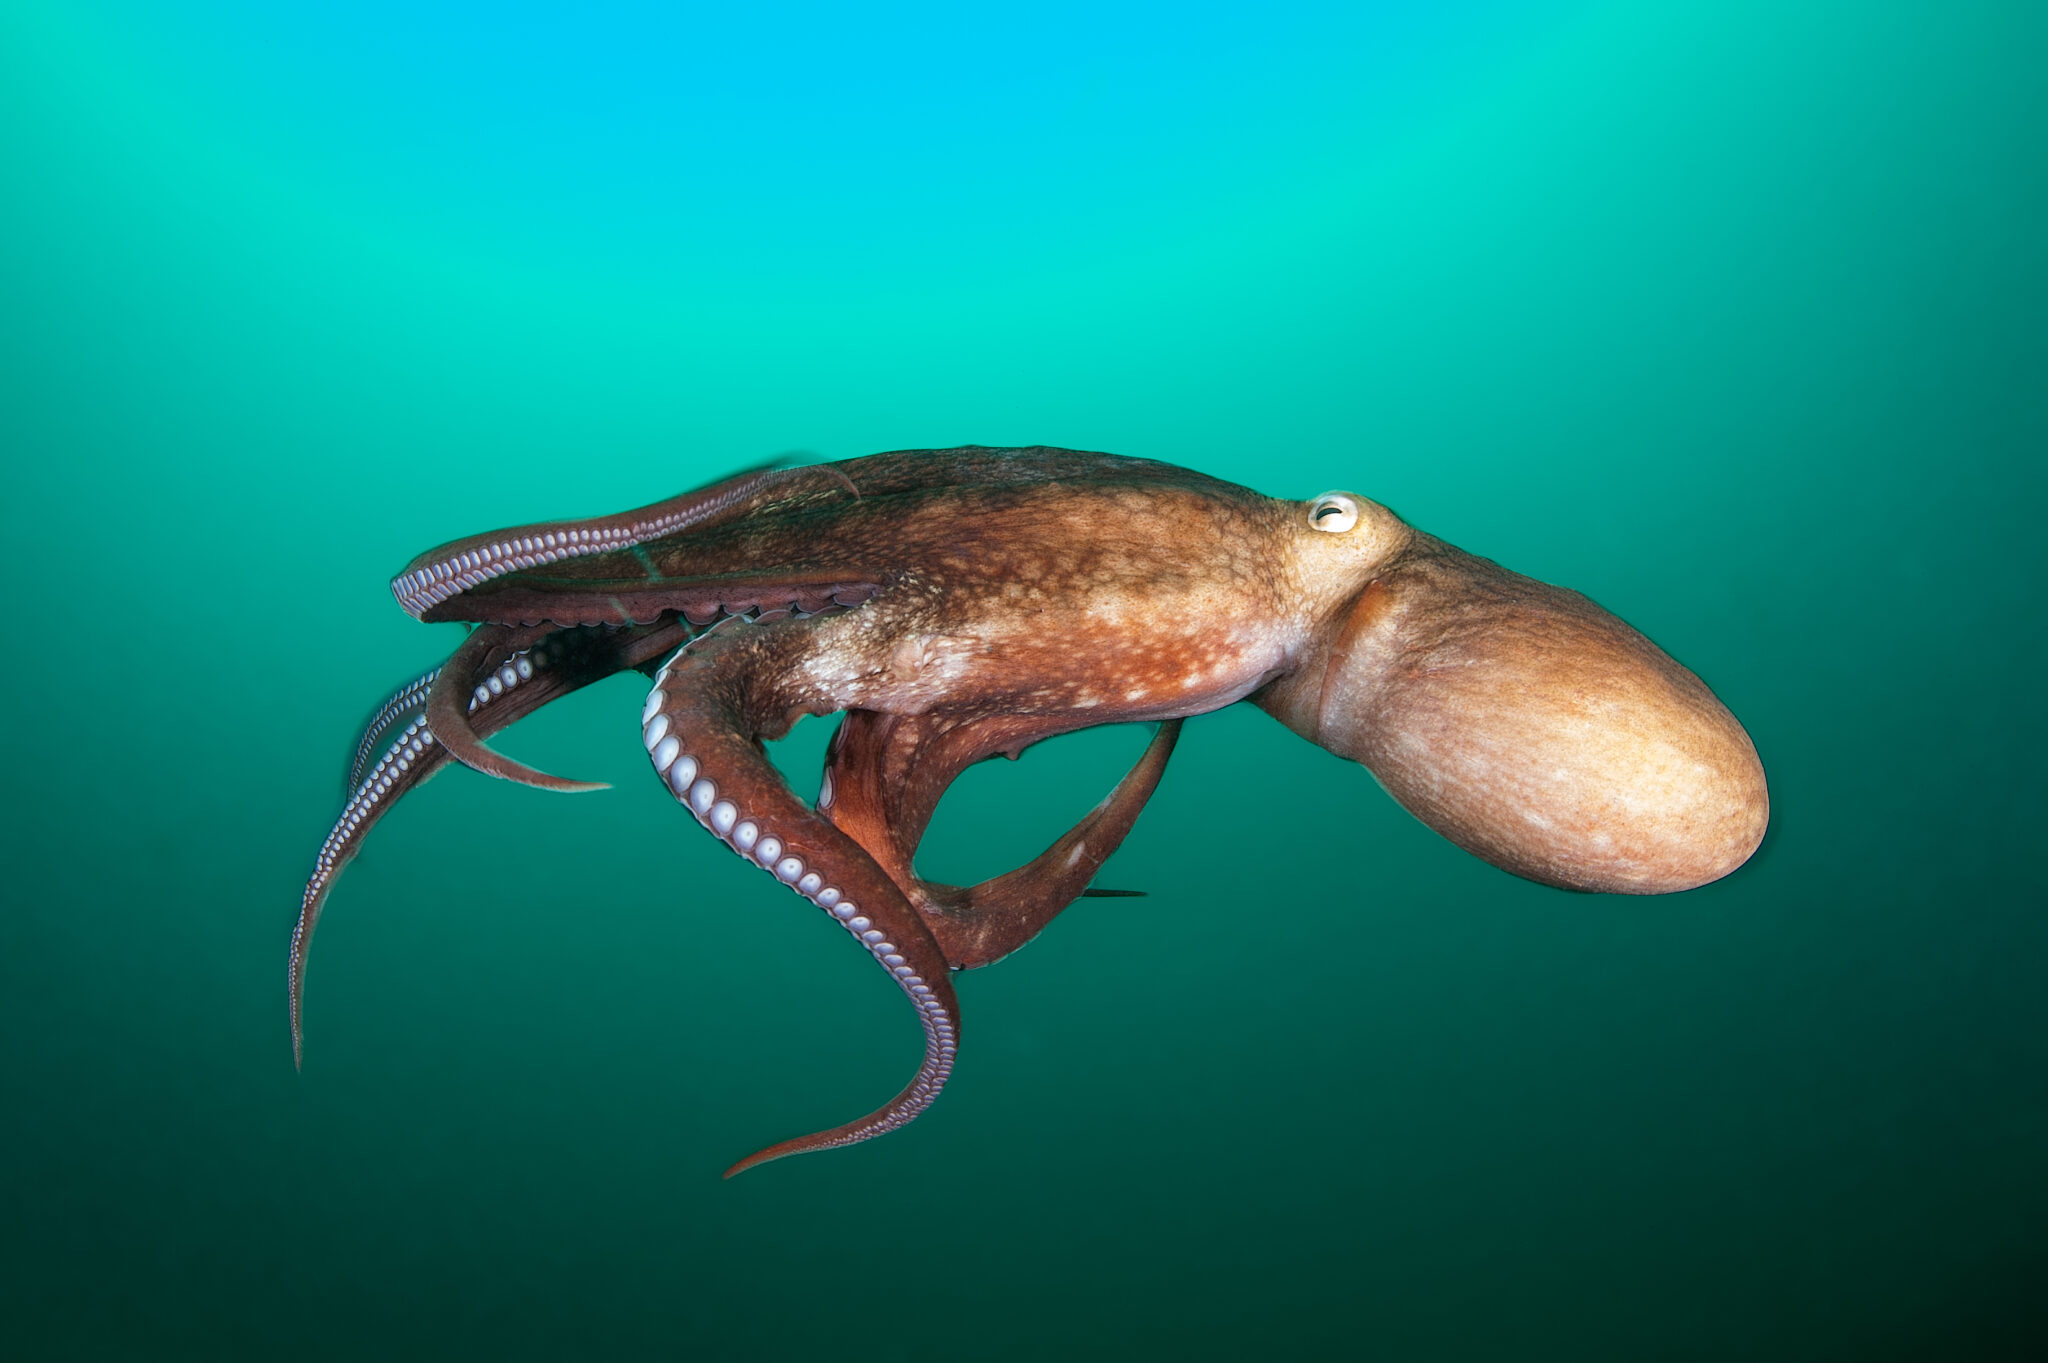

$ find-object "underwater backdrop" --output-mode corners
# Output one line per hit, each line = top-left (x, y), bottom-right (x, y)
(3, 1), (2042, 1358)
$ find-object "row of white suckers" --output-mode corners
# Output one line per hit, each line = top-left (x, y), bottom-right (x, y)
(309, 636), (958, 1131)
(391, 524), (644, 616)
(381, 472), (783, 622)
(638, 654), (958, 1117)
(313, 646), (545, 893)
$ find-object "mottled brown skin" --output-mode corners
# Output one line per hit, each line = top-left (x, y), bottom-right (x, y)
(438, 450), (1305, 729)
(294, 446), (1767, 1176)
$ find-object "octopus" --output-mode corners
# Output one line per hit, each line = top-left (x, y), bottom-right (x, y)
(293, 446), (1768, 1176)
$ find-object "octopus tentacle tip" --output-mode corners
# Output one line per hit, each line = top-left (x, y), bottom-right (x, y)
(428, 706), (607, 790)
(517, 766), (610, 794)
(817, 464), (862, 500)
(289, 961), (308, 1070)
(721, 1134), (826, 1179)
(433, 734), (610, 792)
(423, 622), (615, 792)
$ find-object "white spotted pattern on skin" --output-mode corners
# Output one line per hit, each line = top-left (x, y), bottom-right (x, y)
(640, 660), (958, 1149)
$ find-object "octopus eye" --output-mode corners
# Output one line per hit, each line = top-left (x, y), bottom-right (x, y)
(1309, 493), (1359, 534)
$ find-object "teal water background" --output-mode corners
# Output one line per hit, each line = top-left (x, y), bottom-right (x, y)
(4, 2), (2044, 1358)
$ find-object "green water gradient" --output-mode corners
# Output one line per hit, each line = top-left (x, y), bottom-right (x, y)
(3, 1), (2044, 1358)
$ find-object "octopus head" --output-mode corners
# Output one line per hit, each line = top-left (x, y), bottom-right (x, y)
(1263, 491), (1768, 894)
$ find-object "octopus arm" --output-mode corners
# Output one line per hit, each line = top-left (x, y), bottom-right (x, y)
(825, 710), (1183, 969)
(639, 622), (962, 1175)
(290, 620), (688, 1067)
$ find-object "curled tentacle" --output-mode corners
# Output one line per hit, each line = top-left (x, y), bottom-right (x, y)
(392, 460), (861, 621)
(425, 624), (609, 793)
(292, 621), (690, 1067)
(293, 712), (452, 1069)
(824, 712), (1182, 969)
(931, 719), (1180, 969)
(639, 626), (959, 1177)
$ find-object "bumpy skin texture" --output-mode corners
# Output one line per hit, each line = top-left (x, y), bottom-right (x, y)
(294, 446), (1768, 1174)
